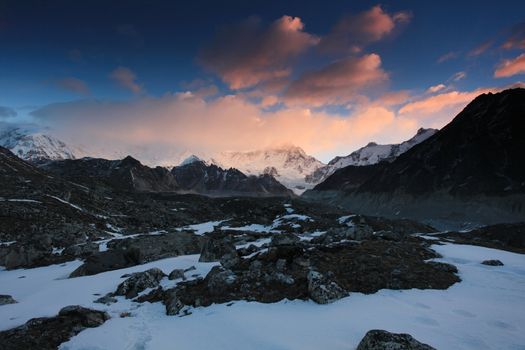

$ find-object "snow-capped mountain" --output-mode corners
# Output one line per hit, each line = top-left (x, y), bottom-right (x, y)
(307, 128), (438, 184)
(212, 145), (325, 194)
(0, 124), (80, 164)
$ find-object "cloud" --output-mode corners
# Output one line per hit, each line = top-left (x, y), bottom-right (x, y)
(451, 71), (466, 81)
(283, 54), (389, 106)
(30, 93), (418, 164)
(427, 84), (446, 93)
(502, 23), (525, 49)
(199, 15), (319, 89)
(0, 106), (17, 119)
(437, 51), (457, 63)
(110, 67), (143, 94)
(319, 5), (411, 53)
(468, 40), (492, 56)
(56, 77), (90, 95)
(494, 53), (525, 78)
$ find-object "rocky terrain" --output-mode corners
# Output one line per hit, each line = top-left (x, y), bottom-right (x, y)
(305, 88), (525, 228)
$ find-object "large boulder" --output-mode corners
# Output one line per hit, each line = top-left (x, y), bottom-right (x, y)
(356, 329), (436, 350)
(0, 305), (109, 350)
(69, 248), (141, 277)
(114, 268), (166, 299)
(0, 294), (17, 305)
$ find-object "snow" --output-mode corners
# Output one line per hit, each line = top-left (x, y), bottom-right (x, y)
(177, 220), (227, 235)
(48, 195), (83, 211)
(178, 155), (203, 166)
(5, 199), (42, 203)
(1, 242), (524, 350)
(337, 215), (355, 226)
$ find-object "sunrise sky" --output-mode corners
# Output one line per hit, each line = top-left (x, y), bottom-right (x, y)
(1, 0), (524, 162)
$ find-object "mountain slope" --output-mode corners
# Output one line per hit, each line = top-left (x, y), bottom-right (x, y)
(305, 88), (525, 228)
(307, 128), (437, 184)
(0, 125), (79, 164)
(213, 145), (324, 194)
(171, 160), (292, 197)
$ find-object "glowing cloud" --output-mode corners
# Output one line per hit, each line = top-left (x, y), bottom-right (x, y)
(494, 54), (525, 78)
(199, 15), (319, 89)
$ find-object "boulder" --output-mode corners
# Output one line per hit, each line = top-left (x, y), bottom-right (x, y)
(356, 329), (436, 350)
(481, 259), (504, 266)
(199, 237), (237, 262)
(307, 270), (348, 304)
(168, 268), (186, 280)
(114, 268), (166, 299)
(0, 294), (17, 305)
(270, 233), (300, 246)
(164, 289), (185, 316)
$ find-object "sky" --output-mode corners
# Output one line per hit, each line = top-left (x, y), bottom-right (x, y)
(0, 0), (524, 163)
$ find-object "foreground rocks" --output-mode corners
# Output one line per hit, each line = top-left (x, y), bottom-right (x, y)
(482, 259), (504, 266)
(0, 305), (109, 350)
(136, 235), (459, 315)
(0, 294), (17, 305)
(357, 330), (436, 350)
(114, 268), (166, 298)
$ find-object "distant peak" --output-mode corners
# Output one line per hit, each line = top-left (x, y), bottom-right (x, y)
(120, 155), (141, 166)
(366, 142), (378, 147)
(179, 154), (203, 166)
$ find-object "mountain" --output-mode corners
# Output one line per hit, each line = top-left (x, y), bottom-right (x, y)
(171, 159), (292, 197)
(306, 128), (437, 184)
(213, 145), (324, 194)
(42, 156), (179, 192)
(0, 124), (80, 164)
(304, 88), (525, 228)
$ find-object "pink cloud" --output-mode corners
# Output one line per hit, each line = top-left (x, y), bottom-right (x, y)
(468, 40), (492, 57)
(502, 23), (525, 49)
(284, 54), (389, 106)
(494, 53), (525, 78)
(199, 16), (319, 90)
(110, 66), (143, 94)
(427, 84), (446, 93)
(56, 77), (90, 95)
(437, 51), (457, 63)
(319, 5), (411, 53)
(451, 71), (466, 81)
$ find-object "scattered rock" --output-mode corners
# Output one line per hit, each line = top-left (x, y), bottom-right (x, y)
(164, 289), (185, 316)
(168, 268), (186, 280)
(270, 233), (300, 246)
(356, 329), (436, 350)
(0, 294), (17, 305)
(114, 268), (166, 299)
(307, 270), (348, 304)
(220, 251), (240, 269)
(94, 293), (117, 305)
(0, 305), (109, 350)
(199, 237), (237, 262)
(69, 248), (142, 277)
(481, 259), (504, 266)
(62, 242), (100, 257)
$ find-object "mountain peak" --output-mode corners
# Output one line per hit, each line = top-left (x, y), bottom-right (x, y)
(179, 154), (204, 166)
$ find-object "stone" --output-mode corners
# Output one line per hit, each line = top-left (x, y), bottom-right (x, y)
(220, 251), (240, 269)
(114, 268), (166, 299)
(0, 294), (17, 305)
(307, 270), (348, 304)
(356, 329), (436, 350)
(168, 268), (186, 280)
(164, 289), (185, 316)
(270, 233), (300, 246)
(481, 259), (504, 266)
(94, 293), (117, 305)
(199, 237), (237, 262)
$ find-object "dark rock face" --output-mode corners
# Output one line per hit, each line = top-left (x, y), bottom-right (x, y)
(482, 259), (504, 266)
(0, 305), (109, 350)
(168, 268), (186, 280)
(70, 232), (203, 277)
(306, 88), (525, 226)
(114, 268), (166, 298)
(171, 160), (292, 197)
(356, 330), (436, 350)
(0, 294), (17, 305)
(307, 270), (348, 304)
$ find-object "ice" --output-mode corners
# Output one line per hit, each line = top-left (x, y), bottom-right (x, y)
(177, 220), (227, 235)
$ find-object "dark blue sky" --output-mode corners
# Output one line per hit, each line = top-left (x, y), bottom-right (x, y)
(0, 0), (524, 161)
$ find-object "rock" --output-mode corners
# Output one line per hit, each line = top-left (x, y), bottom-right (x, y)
(481, 259), (504, 266)
(94, 293), (117, 305)
(62, 242), (100, 257)
(199, 237), (237, 262)
(0, 305), (109, 350)
(164, 289), (185, 316)
(114, 268), (166, 299)
(0, 294), (17, 305)
(207, 266), (237, 295)
(3, 243), (52, 270)
(270, 233), (300, 246)
(168, 268), (186, 280)
(220, 251), (240, 269)
(307, 270), (348, 304)
(356, 329), (436, 350)
(375, 230), (403, 241)
(69, 248), (142, 277)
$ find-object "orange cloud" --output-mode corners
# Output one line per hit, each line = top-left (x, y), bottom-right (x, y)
(31, 94), (418, 164)
(399, 89), (491, 116)
(494, 53), (525, 78)
(110, 66), (143, 94)
(284, 54), (389, 106)
(199, 15), (319, 90)
(319, 5), (411, 53)
(427, 84), (446, 93)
